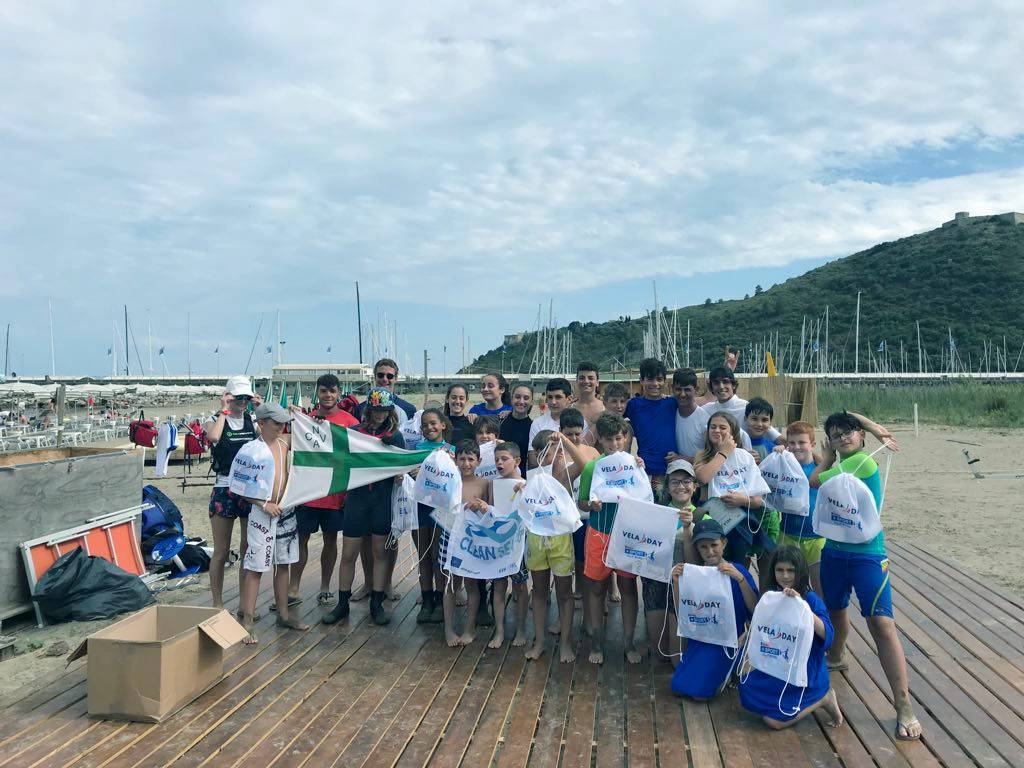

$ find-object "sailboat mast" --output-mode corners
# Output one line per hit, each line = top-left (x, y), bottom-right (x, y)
(123, 304), (130, 376)
(854, 292), (861, 374)
(49, 298), (57, 377)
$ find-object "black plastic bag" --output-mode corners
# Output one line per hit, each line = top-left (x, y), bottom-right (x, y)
(33, 548), (154, 623)
(176, 543), (211, 573)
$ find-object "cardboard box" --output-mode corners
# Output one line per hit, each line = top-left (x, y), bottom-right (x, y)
(68, 605), (249, 722)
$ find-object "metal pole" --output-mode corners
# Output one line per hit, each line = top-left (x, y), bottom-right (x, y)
(686, 319), (690, 368)
(49, 298), (57, 377)
(187, 312), (191, 380)
(916, 320), (923, 373)
(355, 282), (363, 364)
(423, 349), (429, 408)
(3, 322), (9, 378)
(824, 305), (829, 375)
(123, 304), (129, 376)
(854, 292), (861, 374)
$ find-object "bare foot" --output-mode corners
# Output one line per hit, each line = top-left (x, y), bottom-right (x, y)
(351, 584), (370, 602)
(560, 644), (576, 664)
(895, 699), (922, 740)
(588, 646), (604, 665)
(512, 631), (528, 648)
(488, 631), (505, 649)
(625, 645), (643, 664)
(458, 631), (476, 646)
(609, 584), (621, 603)
(276, 616), (310, 631)
(823, 688), (843, 728)
(243, 632), (258, 645)
(456, 587), (468, 607)
(446, 630), (462, 648)
(525, 642), (544, 660)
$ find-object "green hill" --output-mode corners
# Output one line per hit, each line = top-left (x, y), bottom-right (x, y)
(467, 215), (1024, 375)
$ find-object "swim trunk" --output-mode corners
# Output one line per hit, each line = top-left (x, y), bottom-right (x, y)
(510, 558), (529, 585)
(583, 527), (635, 582)
(244, 506), (299, 572)
(296, 504), (344, 535)
(642, 576), (671, 612)
(341, 499), (390, 538)
(820, 549), (893, 618)
(525, 532), (574, 577)
(572, 521), (588, 563)
(209, 486), (251, 519)
(777, 532), (825, 566)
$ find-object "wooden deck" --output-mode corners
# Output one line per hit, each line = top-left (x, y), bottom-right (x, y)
(2, 538), (1023, 767)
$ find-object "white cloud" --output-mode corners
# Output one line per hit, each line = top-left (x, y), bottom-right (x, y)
(0, 1), (1022, 372)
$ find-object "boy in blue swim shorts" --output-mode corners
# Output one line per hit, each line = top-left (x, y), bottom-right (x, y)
(811, 411), (921, 742)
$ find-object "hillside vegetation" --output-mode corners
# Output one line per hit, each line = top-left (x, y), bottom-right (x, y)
(469, 216), (1024, 374)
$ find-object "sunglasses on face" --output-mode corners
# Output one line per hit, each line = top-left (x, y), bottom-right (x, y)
(233, 395), (252, 402)
(375, 372), (396, 380)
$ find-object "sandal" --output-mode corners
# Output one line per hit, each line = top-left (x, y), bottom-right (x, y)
(269, 596), (302, 612)
(317, 592), (336, 607)
(236, 610), (263, 622)
(895, 717), (922, 741)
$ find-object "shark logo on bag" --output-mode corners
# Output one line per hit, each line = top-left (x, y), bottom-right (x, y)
(465, 517), (519, 544)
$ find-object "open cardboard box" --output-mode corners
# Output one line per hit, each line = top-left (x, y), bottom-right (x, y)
(68, 605), (249, 722)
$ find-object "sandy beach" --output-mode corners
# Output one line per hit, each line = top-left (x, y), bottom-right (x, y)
(1, 416), (1021, 702)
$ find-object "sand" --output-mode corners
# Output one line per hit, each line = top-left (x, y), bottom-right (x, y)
(1, 415), (1021, 702)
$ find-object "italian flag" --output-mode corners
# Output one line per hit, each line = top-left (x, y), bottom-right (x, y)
(281, 412), (433, 508)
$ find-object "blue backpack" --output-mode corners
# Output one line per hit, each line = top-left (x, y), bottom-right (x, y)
(141, 484), (185, 538)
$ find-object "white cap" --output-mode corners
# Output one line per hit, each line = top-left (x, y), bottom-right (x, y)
(225, 376), (255, 398)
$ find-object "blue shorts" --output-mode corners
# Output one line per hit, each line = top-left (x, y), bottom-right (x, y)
(572, 521), (588, 563)
(820, 549), (893, 618)
(296, 505), (343, 535)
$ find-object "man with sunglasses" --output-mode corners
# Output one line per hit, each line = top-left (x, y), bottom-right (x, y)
(355, 358), (416, 423)
(204, 375), (263, 614)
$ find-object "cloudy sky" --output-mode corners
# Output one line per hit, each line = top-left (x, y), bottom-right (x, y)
(2, 2), (1023, 378)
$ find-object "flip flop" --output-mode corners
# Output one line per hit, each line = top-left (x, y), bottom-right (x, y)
(895, 718), (922, 741)
(269, 596), (302, 612)
(236, 610), (263, 622)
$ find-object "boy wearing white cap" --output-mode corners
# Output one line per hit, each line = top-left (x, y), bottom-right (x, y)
(230, 401), (309, 644)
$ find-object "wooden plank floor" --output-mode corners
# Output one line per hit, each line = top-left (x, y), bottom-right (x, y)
(2, 537), (1022, 767)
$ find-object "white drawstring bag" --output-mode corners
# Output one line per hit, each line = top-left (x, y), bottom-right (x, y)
(812, 471), (881, 543)
(492, 477), (521, 517)
(443, 504), (527, 580)
(603, 497), (678, 582)
(475, 440), (501, 480)
(742, 591), (814, 688)
(676, 563), (739, 649)
(515, 468), (582, 537)
(390, 473), (419, 537)
(414, 448), (462, 510)
(758, 451), (810, 516)
(588, 451), (654, 504)
(399, 410), (424, 448)
(708, 449), (771, 500)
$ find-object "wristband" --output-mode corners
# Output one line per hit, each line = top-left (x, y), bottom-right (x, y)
(221, 409), (230, 416)
(717, 451), (728, 460)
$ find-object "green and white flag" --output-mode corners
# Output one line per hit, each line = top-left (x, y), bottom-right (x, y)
(281, 412), (433, 508)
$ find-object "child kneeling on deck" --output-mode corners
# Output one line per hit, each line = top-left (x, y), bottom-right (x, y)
(670, 518), (757, 699)
(738, 545), (842, 730)
(230, 402), (310, 644)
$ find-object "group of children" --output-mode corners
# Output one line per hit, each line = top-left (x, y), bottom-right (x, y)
(207, 357), (920, 740)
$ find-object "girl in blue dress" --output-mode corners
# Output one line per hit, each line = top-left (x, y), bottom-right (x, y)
(739, 545), (843, 729)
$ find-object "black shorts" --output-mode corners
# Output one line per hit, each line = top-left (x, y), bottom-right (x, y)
(417, 503), (437, 529)
(296, 505), (343, 535)
(642, 576), (672, 612)
(342, 500), (390, 538)
(209, 486), (250, 519)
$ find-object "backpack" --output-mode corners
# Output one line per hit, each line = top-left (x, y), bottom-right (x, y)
(142, 484), (185, 538)
(129, 410), (158, 448)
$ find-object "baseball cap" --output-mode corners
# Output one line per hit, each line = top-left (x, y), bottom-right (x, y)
(225, 376), (255, 398)
(691, 517), (726, 543)
(366, 387), (396, 411)
(666, 458), (696, 478)
(252, 401), (293, 424)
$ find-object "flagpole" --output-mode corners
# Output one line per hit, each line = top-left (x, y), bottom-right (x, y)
(187, 312), (192, 380)
(147, 310), (153, 374)
(123, 304), (130, 377)
(49, 298), (56, 377)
